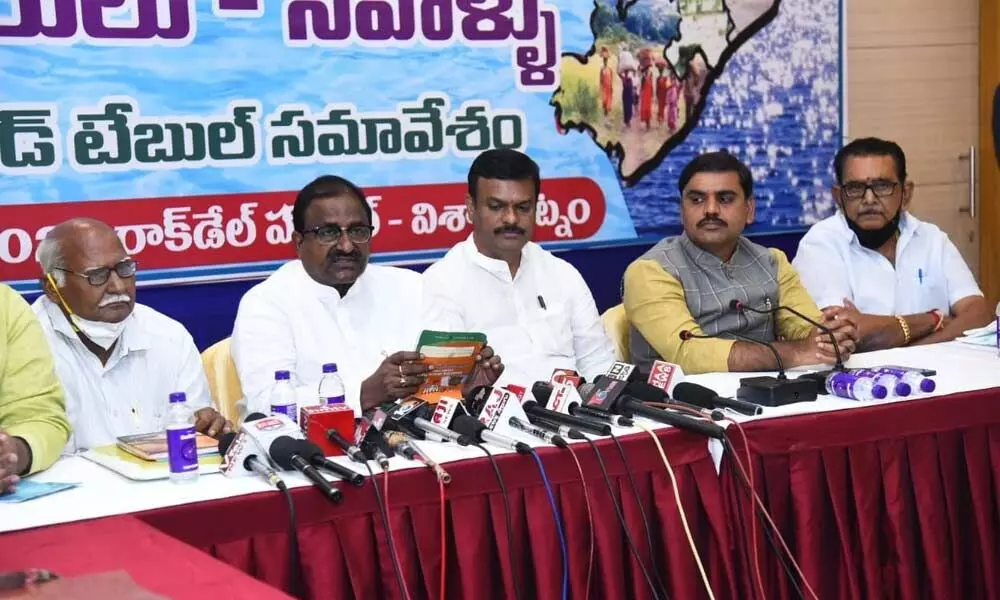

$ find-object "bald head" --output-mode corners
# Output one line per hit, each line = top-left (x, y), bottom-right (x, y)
(39, 218), (136, 323)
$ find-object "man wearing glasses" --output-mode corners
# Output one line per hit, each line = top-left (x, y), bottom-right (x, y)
(232, 175), (504, 416)
(33, 219), (228, 452)
(794, 137), (992, 349)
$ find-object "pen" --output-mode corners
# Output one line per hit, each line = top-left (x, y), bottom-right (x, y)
(918, 268), (923, 284)
(537, 295), (547, 310)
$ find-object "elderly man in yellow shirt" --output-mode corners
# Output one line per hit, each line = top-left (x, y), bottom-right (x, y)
(623, 152), (860, 375)
(0, 284), (71, 493)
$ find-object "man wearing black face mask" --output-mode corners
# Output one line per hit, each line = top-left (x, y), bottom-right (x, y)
(233, 176), (504, 416)
(794, 137), (992, 349)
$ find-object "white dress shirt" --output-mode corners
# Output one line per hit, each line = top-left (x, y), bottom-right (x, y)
(32, 297), (211, 452)
(793, 211), (983, 315)
(232, 261), (424, 417)
(422, 235), (615, 387)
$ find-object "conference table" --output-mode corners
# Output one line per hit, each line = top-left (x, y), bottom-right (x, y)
(2, 342), (998, 600)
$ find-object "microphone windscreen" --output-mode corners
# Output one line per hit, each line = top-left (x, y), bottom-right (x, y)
(671, 382), (718, 409)
(532, 382), (554, 406)
(624, 380), (669, 402)
(300, 439), (326, 460)
(217, 431), (237, 455)
(245, 412), (267, 422)
(268, 435), (302, 470)
(451, 414), (485, 438)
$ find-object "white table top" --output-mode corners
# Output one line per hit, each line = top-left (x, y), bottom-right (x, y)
(3, 342), (997, 535)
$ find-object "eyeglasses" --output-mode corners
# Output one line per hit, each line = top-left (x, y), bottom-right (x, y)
(840, 180), (899, 200)
(301, 224), (374, 245)
(53, 258), (137, 287)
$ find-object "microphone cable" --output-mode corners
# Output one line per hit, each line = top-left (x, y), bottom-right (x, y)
(634, 424), (716, 600)
(609, 431), (669, 596)
(528, 449), (569, 600)
(583, 437), (668, 600)
(363, 462), (411, 600)
(564, 444), (595, 600)
(277, 481), (305, 599)
(474, 443), (521, 600)
(438, 477), (447, 600)
(722, 428), (820, 600)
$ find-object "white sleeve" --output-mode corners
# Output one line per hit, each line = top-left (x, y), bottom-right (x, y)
(231, 292), (316, 416)
(941, 237), (983, 307)
(420, 264), (467, 332)
(566, 267), (616, 380)
(176, 333), (212, 412)
(792, 231), (853, 308)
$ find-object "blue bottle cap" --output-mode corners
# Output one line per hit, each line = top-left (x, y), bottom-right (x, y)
(274, 370), (291, 381)
(322, 363), (338, 374)
(895, 383), (912, 397)
(871, 384), (888, 400)
(920, 378), (936, 393)
(169, 392), (186, 403)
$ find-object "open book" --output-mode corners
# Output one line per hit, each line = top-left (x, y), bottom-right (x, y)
(414, 330), (487, 402)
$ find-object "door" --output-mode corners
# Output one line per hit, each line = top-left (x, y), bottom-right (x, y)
(846, 0), (980, 274)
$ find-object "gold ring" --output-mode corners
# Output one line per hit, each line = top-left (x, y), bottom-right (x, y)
(399, 376), (406, 385)
(398, 364), (404, 376)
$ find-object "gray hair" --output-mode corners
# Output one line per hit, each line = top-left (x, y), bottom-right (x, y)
(36, 233), (67, 287)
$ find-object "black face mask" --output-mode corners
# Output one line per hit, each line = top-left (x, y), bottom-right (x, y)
(844, 206), (901, 250)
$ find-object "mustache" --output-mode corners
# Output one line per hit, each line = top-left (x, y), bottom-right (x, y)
(494, 226), (526, 235)
(859, 208), (883, 216)
(325, 249), (361, 263)
(98, 293), (131, 307)
(697, 217), (727, 228)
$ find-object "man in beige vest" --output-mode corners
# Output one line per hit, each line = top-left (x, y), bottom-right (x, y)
(623, 152), (859, 374)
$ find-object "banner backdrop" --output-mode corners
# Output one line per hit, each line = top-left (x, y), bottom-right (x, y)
(0, 0), (842, 292)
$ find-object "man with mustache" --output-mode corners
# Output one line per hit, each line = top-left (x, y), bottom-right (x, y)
(33, 219), (227, 452)
(422, 149), (615, 385)
(232, 175), (504, 416)
(623, 152), (859, 374)
(793, 138), (992, 348)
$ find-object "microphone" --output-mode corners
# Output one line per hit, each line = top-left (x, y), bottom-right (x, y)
(585, 376), (725, 439)
(269, 436), (344, 503)
(527, 415), (588, 440)
(508, 416), (569, 448)
(300, 440), (365, 487)
(537, 381), (634, 428)
(218, 432), (285, 489)
(301, 404), (356, 457)
(414, 415), (473, 445)
(731, 298), (845, 371)
(383, 431), (452, 484)
(326, 429), (367, 464)
(356, 417), (392, 471)
(612, 381), (723, 420)
(670, 382), (763, 416)
(679, 329), (818, 406)
(525, 383), (611, 436)
(451, 414), (532, 455)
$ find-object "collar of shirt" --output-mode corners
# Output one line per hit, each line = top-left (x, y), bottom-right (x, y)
(297, 261), (374, 310)
(679, 232), (751, 268)
(460, 234), (534, 283)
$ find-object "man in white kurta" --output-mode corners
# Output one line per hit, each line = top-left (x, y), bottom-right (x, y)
(423, 150), (615, 387)
(233, 175), (503, 417)
(794, 137), (991, 349)
(33, 219), (221, 452)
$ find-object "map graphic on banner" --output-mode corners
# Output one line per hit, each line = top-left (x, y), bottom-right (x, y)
(0, 0), (841, 292)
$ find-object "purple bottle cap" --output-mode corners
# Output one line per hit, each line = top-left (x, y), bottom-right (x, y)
(920, 378), (936, 393)
(871, 384), (888, 400)
(322, 363), (338, 374)
(274, 370), (291, 381)
(169, 392), (186, 403)
(895, 383), (912, 397)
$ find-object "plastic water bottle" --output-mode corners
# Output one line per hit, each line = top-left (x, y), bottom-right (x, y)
(318, 363), (346, 405)
(825, 371), (888, 401)
(166, 392), (199, 483)
(850, 369), (911, 397)
(870, 367), (936, 394)
(270, 370), (298, 423)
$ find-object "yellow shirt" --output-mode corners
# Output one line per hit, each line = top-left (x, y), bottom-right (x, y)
(0, 285), (70, 473)
(623, 248), (822, 374)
